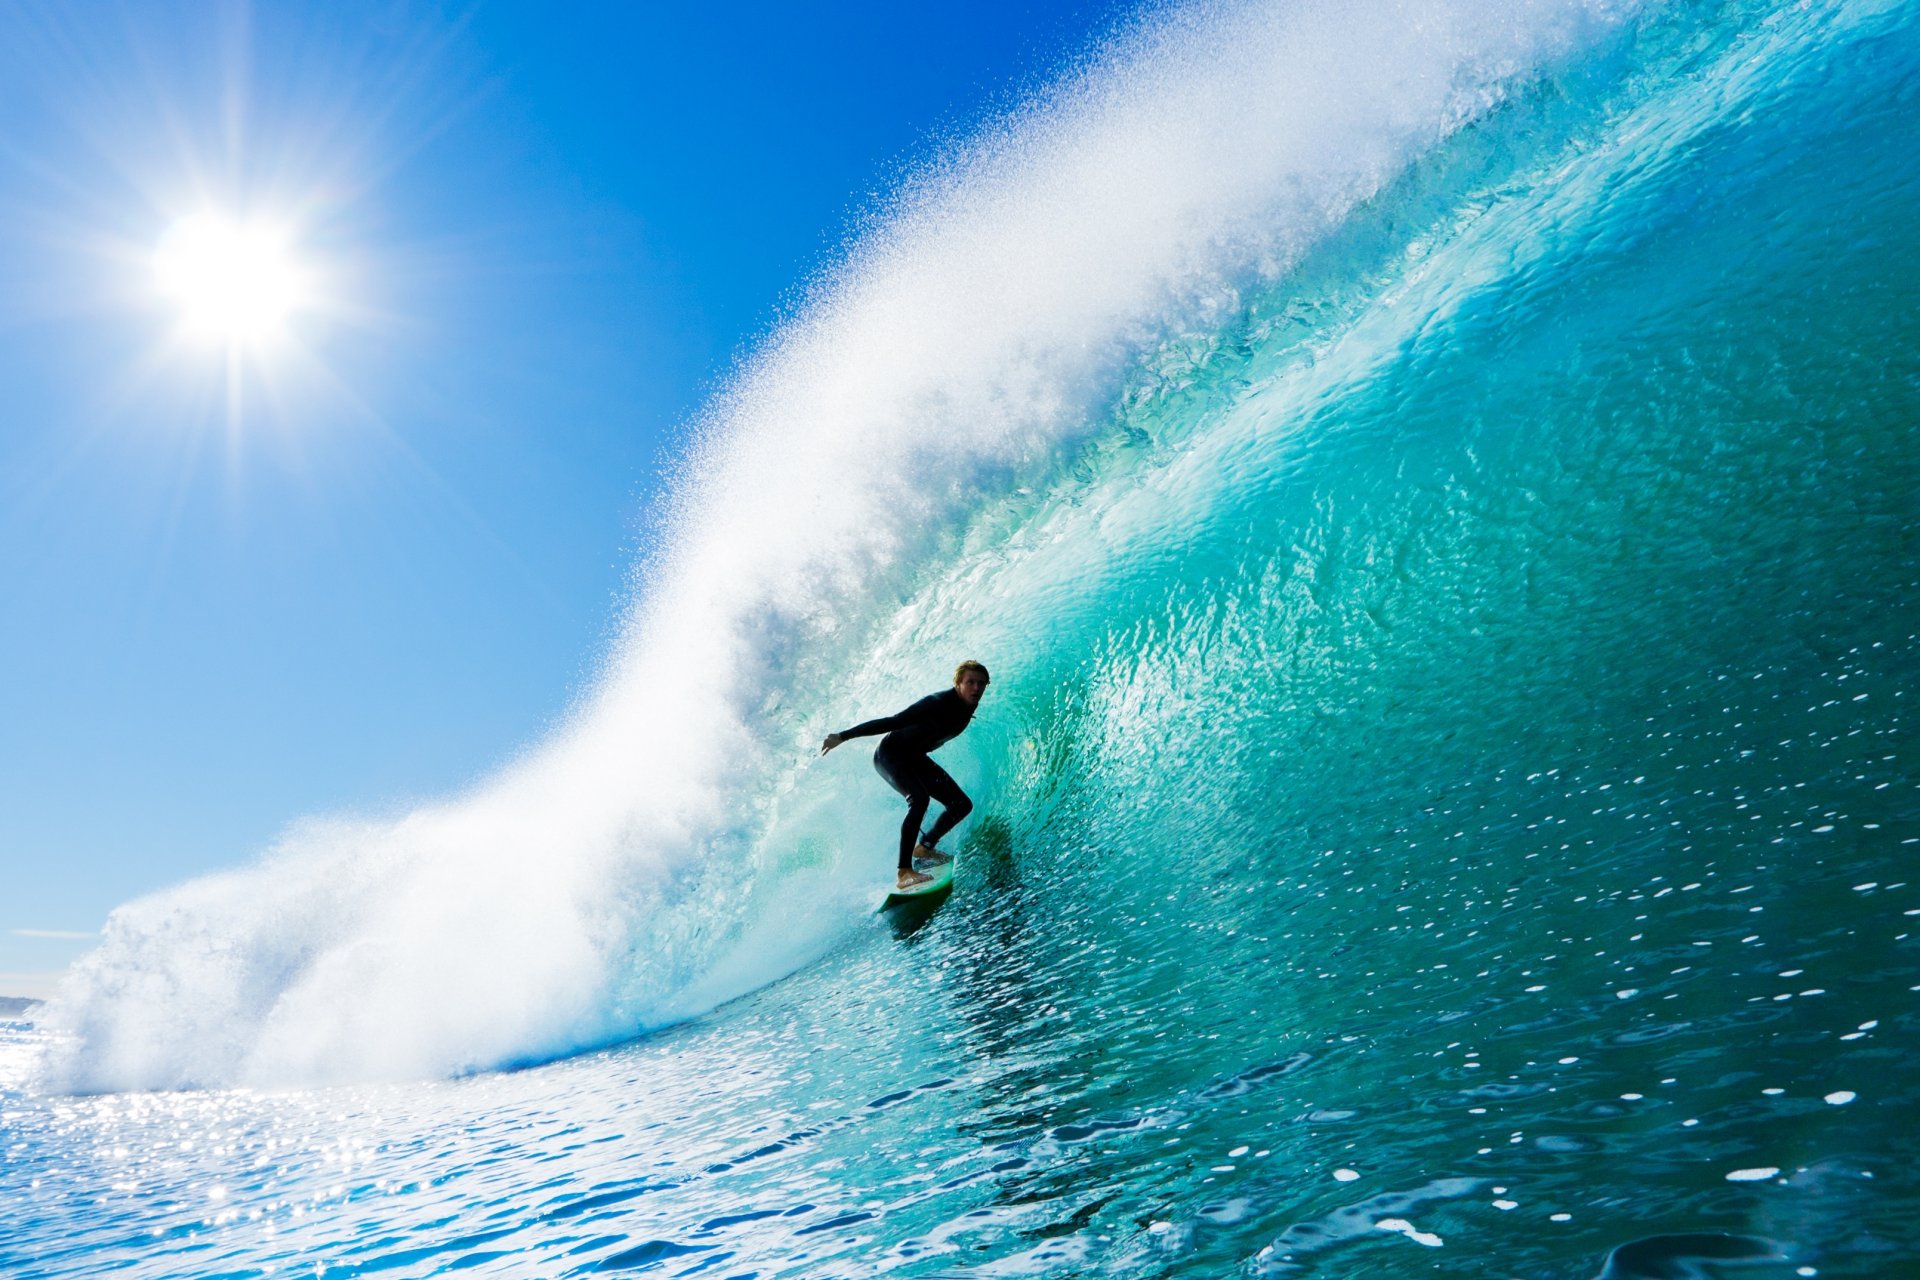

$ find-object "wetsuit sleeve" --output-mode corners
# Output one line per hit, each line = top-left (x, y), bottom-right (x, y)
(838, 712), (904, 740)
(838, 693), (941, 740)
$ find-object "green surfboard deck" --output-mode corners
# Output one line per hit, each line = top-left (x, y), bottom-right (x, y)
(878, 855), (954, 911)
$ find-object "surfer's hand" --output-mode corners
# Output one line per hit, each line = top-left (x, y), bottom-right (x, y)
(820, 732), (845, 756)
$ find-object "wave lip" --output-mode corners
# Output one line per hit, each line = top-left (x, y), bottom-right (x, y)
(39, 0), (1632, 1093)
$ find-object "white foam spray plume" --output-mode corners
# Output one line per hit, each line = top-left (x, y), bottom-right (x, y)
(42, 0), (1630, 1092)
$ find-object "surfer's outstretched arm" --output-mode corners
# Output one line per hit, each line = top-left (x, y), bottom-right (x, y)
(819, 709), (911, 755)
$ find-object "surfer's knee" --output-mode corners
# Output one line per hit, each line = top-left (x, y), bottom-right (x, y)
(948, 793), (973, 820)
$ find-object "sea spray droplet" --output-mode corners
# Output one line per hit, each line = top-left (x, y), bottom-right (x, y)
(1726, 1168), (1780, 1182)
(1824, 1092), (1856, 1105)
(1333, 1168), (1359, 1182)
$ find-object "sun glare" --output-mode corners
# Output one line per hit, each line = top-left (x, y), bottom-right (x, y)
(155, 213), (310, 346)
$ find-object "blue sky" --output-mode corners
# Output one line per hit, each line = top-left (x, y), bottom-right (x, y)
(0, 0), (1127, 997)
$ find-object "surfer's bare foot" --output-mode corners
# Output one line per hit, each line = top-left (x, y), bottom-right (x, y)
(897, 868), (935, 890)
(912, 843), (951, 867)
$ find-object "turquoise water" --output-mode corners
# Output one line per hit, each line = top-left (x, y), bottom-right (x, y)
(7, 1), (1920, 1276)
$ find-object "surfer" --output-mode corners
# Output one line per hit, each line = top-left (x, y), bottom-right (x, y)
(821, 661), (990, 891)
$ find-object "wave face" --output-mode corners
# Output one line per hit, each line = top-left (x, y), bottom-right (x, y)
(11, 1), (1920, 1274)
(39, 0), (1920, 1149)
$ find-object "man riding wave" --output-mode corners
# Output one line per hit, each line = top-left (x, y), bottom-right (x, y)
(821, 661), (990, 890)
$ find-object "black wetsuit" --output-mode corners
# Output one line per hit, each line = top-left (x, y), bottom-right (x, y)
(838, 690), (977, 870)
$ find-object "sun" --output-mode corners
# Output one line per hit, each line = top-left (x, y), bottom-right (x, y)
(154, 213), (311, 347)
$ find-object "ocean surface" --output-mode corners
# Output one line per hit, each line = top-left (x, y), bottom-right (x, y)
(6, 1), (1918, 1276)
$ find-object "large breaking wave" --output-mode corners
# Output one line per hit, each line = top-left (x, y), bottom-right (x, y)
(42, 0), (1920, 1094)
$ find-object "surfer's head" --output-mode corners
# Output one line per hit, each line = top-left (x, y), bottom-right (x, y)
(953, 660), (990, 706)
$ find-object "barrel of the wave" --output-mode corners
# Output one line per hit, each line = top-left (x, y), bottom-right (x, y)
(818, 661), (990, 913)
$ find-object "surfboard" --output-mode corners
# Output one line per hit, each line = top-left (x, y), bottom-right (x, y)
(878, 853), (955, 911)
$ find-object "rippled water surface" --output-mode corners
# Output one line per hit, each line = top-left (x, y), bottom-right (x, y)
(6, 785), (1920, 1280)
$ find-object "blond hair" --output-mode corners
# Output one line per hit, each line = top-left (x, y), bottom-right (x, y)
(954, 660), (990, 684)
